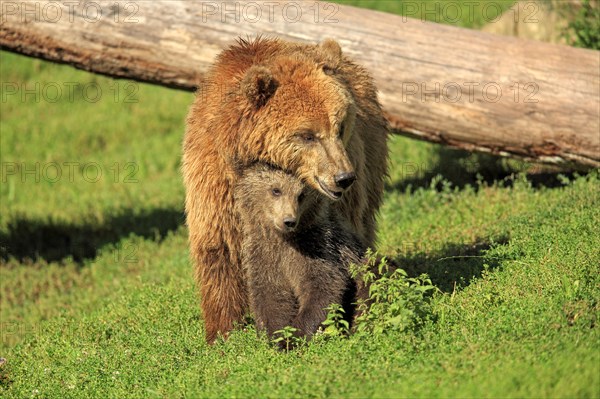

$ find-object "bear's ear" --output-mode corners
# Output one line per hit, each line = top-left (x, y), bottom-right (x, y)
(241, 66), (278, 108)
(319, 39), (342, 75)
(320, 39), (342, 60)
(230, 157), (245, 178)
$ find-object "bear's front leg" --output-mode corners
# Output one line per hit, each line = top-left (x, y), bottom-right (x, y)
(249, 277), (297, 340)
(196, 246), (248, 344)
(291, 282), (345, 338)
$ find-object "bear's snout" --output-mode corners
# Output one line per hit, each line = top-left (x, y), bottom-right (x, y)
(282, 216), (298, 231)
(334, 171), (356, 190)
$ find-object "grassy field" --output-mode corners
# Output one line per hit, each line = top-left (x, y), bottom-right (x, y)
(335, 0), (513, 28)
(1, 2), (599, 398)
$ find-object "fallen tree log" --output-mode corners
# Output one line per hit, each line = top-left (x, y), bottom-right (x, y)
(1, 1), (599, 167)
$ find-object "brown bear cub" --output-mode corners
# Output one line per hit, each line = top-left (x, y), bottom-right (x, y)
(234, 164), (365, 343)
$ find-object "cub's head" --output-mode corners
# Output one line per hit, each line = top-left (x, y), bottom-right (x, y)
(234, 164), (319, 234)
(236, 38), (358, 201)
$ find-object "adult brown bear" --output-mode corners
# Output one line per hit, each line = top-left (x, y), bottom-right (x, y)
(182, 37), (389, 343)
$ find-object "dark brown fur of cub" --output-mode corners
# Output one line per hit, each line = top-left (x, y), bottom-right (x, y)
(234, 164), (365, 342)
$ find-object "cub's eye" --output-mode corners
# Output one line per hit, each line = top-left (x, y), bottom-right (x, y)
(298, 192), (306, 202)
(271, 188), (282, 197)
(323, 65), (335, 76)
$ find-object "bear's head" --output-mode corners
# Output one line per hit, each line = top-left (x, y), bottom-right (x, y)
(236, 39), (358, 201)
(234, 164), (321, 235)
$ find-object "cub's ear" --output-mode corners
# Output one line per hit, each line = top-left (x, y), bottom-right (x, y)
(319, 38), (342, 74)
(230, 157), (245, 178)
(241, 66), (277, 108)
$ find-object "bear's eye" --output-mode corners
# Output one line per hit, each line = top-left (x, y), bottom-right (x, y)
(298, 131), (316, 143)
(271, 188), (282, 197)
(298, 192), (306, 202)
(323, 65), (335, 76)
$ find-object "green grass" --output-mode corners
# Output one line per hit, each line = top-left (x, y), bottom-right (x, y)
(1, 2), (599, 397)
(334, 0), (516, 28)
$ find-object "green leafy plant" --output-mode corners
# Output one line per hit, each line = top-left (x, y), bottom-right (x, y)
(563, 0), (600, 50)
(321, 303), (350, 337)
(351, 250), (435, 335)
(271, 326), (304, 351)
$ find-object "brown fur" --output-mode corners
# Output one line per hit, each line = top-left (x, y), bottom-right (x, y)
(234, 164), (364, 343)
(182, 37), (389, 343)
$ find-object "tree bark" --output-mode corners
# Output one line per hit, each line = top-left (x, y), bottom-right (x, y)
(1, 1), (598, 167)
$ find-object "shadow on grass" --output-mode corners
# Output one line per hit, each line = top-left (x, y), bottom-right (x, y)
(392, 237), (509, 293)
(386, 145), (586, 193)
(0, 208), (184, 264)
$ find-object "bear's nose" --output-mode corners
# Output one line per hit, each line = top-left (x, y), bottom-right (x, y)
(283, 217), (297, 230)
(334, 172), (356, 190)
